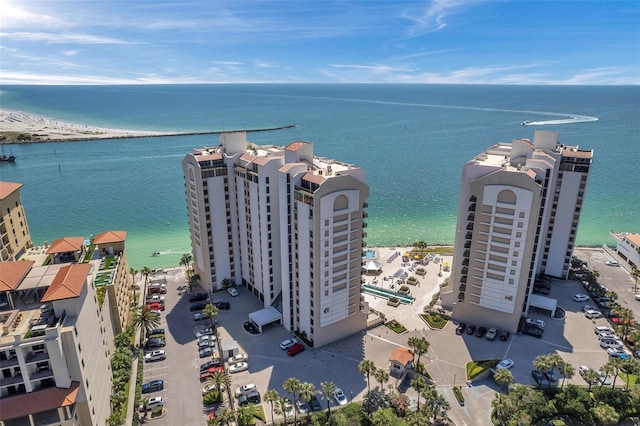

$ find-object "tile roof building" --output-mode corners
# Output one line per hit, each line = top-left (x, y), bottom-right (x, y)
(183, 131), (370, 347)
(0, 181), (33, 262)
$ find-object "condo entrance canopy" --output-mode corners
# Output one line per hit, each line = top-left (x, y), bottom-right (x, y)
(248, 306), (282, 332)
(528, 294), (557, 317)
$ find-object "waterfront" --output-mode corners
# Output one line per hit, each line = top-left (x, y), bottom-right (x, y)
(1, 84), (638, 269)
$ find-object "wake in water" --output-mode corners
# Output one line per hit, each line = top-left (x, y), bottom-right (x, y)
(522, 114), (599, 126)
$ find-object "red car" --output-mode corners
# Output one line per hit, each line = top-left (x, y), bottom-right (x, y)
(287, 343), (305, 357)
(200, 366), (224, 382)
(146, 302), (165, 311)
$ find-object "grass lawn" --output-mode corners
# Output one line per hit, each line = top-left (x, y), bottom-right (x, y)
(420, 313), (449, 329)
(621, 373), (639, 387)
(466, 360), (499, 380)
(252, 405), (266, 422)
(385, 319), (408, 334)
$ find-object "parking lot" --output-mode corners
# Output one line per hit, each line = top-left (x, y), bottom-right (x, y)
(138, 247), (637, 426)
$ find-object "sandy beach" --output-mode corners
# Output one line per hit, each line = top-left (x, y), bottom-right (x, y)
(0, 109), (175, 143)
(0, 109), (296, 144)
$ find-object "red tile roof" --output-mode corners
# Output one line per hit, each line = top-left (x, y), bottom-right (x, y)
(93, 230), (127, 244)
(285, 141), (309, 151)
(0, 261), (34, 291)
(302, 172), (326, 185)
(46, 237), (85, 254)
(0, 181), (23, 200)
(0, 381), (80, 421)
(389, 347), (414, 365)
(41, 264), (91, 302)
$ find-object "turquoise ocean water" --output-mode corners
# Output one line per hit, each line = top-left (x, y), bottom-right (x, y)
(0, 84), (638, 270)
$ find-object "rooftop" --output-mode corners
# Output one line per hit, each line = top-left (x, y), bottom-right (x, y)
(41, 263), (91, 302)
(46, 237), (85, 254)
(0, 181), (23, 200)
(389, 347), (414, 365)
(0, 381), (79, 421)
(93, 230), (127, 244)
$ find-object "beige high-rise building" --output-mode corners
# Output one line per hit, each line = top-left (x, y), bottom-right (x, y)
(0, 262), (115, 425)
(0, 182), (32, 262)
(441, 130), (593, 332)
(183, 132), (369, 347)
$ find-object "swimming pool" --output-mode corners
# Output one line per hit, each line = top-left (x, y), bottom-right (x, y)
(363, 249), (377, 260)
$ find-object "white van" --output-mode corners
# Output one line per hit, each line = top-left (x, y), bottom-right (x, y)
(599, 338), (623, 349)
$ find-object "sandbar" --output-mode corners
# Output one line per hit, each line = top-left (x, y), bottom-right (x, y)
(0, 109), (295, 143)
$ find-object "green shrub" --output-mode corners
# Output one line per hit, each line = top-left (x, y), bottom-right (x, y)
(466, 360), (499, 380)
(385, 320), (407, 334)
(453, 386), (465, 405)
(421, 313), (449, 329)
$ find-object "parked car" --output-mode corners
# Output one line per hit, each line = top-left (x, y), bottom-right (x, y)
(573, 294), (590, 302)
(582, 304), (598, 312)
(522, 326), (543, 338)
(531, 370), (549, 387)
(543, 370), (557, 382)
(287, 343), (305, 356)
(146, 295), (166, 303)
(144, 338), (166, 349)
(332, 388), (348, 405)
(496, 359), (514, 370)
(189, 293), (209, 303)
(605, 260), (620, 267)
(455, 323), (467, 335)
(238, 391), (261, 406)
(599, 338), (623, 349)
(145, 302), (165, 311)
(195, 327), (215, 338)
(229, 353), (247, 364)
(499, 330), (511, 341)
(229, 362), (249, 373)
(142, 379), (164, 393)
(194, 312), (207, 321)
(139, 396), (163, 412)
(475, 326), (487, 338)
(280, 338), (298, 350)
(190, 303), (208, 312)
(200, 359), (222, 372)
(635, 294), (640, 301)
(145, 350), (166, 362)
(607, 348), (629, 359)
(214, 300), (230, 310)
(309, 395), (322, 411)
(585, 309), (603, 319)
(235, 383), (257, 397)
(296, 399), (309, 414)
(594, 326), (615, 335)
(202, 382), (219, 396)
(525, 318), (546, 329)
(146, 328), (165, 338)
(466, 325), (476, 335)
(199, 347), (215, 358)
(485, 328), (498, 340)
(200, 367), (224, 382)
(533, 287), (550, 295)
(227, 287), (239, 297)
(198, 340), (216, 349)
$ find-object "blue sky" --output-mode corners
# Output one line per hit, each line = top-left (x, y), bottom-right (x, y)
(1, 0), (638, 85)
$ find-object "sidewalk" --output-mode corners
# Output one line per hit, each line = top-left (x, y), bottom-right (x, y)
(125, 275), (144, 426)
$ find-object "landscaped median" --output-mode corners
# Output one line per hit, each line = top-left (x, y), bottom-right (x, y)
(385, 319), (408, 334)
(466, 359), (499, 382)
(420, 312), (449, 330)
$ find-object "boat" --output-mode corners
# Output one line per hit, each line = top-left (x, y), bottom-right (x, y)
(0, 148), (16, 163)
(151, 251), (160, 257)
(521, 120), (530, 126)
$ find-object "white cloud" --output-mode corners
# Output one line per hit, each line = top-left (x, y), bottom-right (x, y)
(403, 0), (483, 36)
(254, 60), (277, 68)
(62, 50), (80, 57)
(0, 2), (59, 29)
(1, 32), (136, 45)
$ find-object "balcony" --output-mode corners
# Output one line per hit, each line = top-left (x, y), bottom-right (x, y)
(468, 203), (476, 212)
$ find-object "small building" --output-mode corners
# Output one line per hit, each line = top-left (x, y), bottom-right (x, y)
(610, 231), (640, 270)
(388, 347), (414, 377)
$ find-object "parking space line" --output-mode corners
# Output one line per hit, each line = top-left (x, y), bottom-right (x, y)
(367, 332), (410, 349)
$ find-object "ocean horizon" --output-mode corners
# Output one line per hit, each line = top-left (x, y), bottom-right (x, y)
(1, 84), (638, 270)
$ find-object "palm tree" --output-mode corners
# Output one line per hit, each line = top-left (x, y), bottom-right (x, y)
(140, 266), (151, 296)
(558, 360), (575, 389)
(363, 388), (389, 416)
(189, 272), (201, 291)
(320, 381), (336, 418)
(298, 382), (317, 421)
(407, 336), (430, 367)
(236, 405), (255, 426)
(208, 408), (234, 426)
(621, 358), (640, 391)
(130, 306), (161, 346)
(206, 369), (231, 393)
(410, 376), (427, 410)
(264, 389), (280, 425)
(373, 368), (390, 393)
(424, 389), (450, 424)
(632, 266), (640, 292)
(532, 354), (554, 392)
(358, 359), (376, 393)
(283, 377), (301, 425)
(203, 303), (218, 329)
(604, 357), (623, 389)
(584, 369), (601, 392)
(274, 396), (289, 425)
(493, 368), (513, 392)
(611, 306), (635, 340)
(181, 253), (193, 272)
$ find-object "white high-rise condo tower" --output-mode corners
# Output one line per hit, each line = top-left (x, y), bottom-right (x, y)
(441, 130), (593, 332)
(183, 132), (369, 347)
